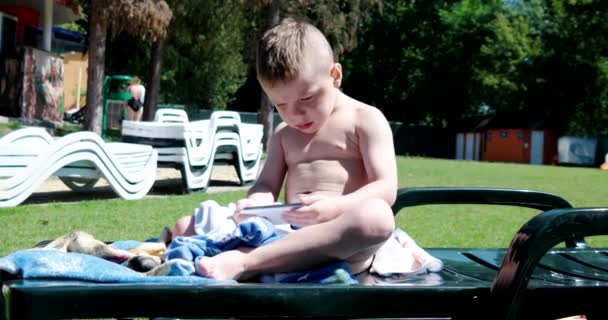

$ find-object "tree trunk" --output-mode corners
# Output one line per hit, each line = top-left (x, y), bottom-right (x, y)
(85, 4), (107, 135)
(259, 1), (280, 151)
(144, 36), (167, 121)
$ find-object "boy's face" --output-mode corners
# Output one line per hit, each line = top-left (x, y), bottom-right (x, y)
(261, 63), (342, 134)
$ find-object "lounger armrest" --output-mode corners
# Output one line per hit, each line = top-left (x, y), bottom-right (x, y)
(491, 207), (608, 320)
(392, 187), (584, 249)
(392, 187), (572, 213)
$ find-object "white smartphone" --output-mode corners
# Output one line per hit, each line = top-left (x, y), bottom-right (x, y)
(241, 203), (303, 225)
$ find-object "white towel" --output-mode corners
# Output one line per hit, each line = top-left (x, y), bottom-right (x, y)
(193, 200), (237, 241)
(193, 201), (294, 240)
(370, 228), (443, 276)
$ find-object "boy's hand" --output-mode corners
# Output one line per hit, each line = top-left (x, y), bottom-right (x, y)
(282, 194), (340, 226)
(234, 198), (270, 223)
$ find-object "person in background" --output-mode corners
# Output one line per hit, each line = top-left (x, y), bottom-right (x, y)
(126, 76), (145, 121)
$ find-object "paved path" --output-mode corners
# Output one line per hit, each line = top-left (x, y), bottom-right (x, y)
(23, 166), (249, 205)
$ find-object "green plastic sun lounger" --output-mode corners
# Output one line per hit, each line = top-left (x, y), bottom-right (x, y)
(1, 187), (607, 319)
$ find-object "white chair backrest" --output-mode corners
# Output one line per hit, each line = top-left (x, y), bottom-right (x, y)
(154, 109), (189, 123)
(0, 127), (54, 147)
(210, 111), (241, 133)
(0, 128), (55, 177)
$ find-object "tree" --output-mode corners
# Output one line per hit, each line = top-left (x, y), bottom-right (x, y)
(143, 38), (166, 121)
(342, 0), (465, 124)
(342, 0), (608, 135)
(159, 0), (248, 114)
(83, 0), (172, 134)
(342, 0), (543, 127)
(534, 0), (608, 134)
(253, 1), (279, 152)
(472, 2), (543, 115)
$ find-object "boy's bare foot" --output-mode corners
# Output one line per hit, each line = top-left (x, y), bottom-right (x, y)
(196, 249), (250, 280)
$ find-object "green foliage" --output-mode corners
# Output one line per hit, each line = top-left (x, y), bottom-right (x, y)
(161, 0), (248, 110)
(473, 2), (543, 113)
(59, 21), (88, 35)
(105, 34), (152, 77)
(282, 0), (382, 57)
(55, 123), (84, 136)
(96, 0), (608, 134)
(0, 123), (21, 137)
(341, 0), (608, 135)
(59, 3), (88, 35)
(537, 0), (608, 135)
(103, 0), (247, 111)
(342, 0), (485, 124)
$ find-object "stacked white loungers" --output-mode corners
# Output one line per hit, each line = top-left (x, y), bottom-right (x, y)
(0, 127), (158, 207)
(121, 109), (263, 191)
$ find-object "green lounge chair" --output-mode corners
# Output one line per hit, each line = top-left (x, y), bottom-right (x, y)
(1, 187), (607, 319)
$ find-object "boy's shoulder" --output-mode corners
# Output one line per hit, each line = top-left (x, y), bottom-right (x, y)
(274, 121), (290, 134)
(340, 94), (382, 114)
(271, 121), (294, 141)
(344, 98), (387, 124)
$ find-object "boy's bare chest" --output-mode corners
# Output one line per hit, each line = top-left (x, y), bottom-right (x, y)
(283, 126), (360, 162)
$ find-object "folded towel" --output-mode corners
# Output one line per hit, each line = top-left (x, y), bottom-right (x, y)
(165, 216), (280, 262)
(193, 200), (238, 241)
(193, 200), (294, 237)
(0, 249), (230, 284)
(371, 228), (443, 277)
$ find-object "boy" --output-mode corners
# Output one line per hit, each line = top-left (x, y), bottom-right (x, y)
(172, 17), (397, 280)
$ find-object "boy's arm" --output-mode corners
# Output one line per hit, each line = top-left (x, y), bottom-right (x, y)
(337, 106), (398, 209)
(244, 123), (288, 205)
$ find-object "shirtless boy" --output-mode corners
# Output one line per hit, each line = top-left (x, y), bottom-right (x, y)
(172, 17), (397, 280)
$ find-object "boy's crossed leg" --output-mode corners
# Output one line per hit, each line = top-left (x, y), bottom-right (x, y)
(197, 198), (395, 281)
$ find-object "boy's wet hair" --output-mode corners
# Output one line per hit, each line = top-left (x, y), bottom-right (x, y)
(256, 17), (334, 86)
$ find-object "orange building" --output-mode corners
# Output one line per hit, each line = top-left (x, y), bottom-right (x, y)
(456, 124), (558, 165)
(482, 129), (557, 165)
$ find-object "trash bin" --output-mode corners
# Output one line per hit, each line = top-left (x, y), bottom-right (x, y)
(102, 75), (132, 138)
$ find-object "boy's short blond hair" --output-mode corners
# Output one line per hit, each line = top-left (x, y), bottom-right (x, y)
(256, 17), (334, 86)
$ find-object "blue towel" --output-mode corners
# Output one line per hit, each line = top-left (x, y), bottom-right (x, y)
(164, 217), (280, 262)
(0, 250), (231, 284)
(164, 217), (357, 284)
(0, 217), (357, 285)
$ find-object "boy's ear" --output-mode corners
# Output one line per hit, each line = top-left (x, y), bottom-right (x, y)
(330, 63), (342, 88)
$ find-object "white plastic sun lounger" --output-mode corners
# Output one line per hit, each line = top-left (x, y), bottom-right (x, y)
(121, 109), (263, 191)
(0, 127), (158, 207)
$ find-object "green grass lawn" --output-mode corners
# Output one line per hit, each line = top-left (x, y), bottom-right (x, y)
(0, 122), (22, 136)
(1, 156), (607, 256)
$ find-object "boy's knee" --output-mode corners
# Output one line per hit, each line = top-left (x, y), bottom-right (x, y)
(172, 215), (194, 238)
(349, 198), (395, 243)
